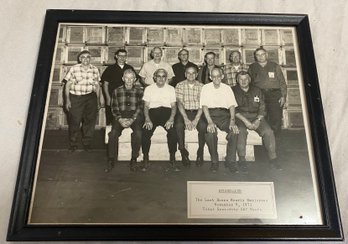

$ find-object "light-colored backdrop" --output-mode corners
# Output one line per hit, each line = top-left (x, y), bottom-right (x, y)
(1, 0), (347, 243)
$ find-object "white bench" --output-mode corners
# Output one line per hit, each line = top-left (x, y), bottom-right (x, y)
(105, 126), (262, 161)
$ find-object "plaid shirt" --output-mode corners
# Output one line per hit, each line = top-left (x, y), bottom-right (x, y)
(223, 63), (248, 87)
(64, 64), (101, 95)
(175, 80), (203, 110)
(111, 85), (144, 120)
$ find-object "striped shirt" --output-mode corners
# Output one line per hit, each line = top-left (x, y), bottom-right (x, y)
(64, 64), (100, 95)
(175, 80), (203, 110)
(111, 85), (144, 120)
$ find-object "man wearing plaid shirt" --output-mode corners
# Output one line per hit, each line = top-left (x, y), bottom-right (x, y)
(64, 50), (101, 152)
(106, 69), (144, 172)
(175, 66), (206, 167)
(223, 50), (248, 87)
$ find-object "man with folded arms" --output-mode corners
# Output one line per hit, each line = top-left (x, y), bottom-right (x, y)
(175, 66), (206, 167)
(200, 67), (239, 173)
(142, 68), (178, 171)
(233, 71), (280, 171)
(106, 69), (144, 172)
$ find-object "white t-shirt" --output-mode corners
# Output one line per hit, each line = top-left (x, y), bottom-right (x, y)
(139, 60), (175, 85)
(200, 82), (238, 109)
(143, 83), (176, 109)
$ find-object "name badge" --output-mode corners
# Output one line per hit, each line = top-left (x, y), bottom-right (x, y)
(268, 72), (275, 78)
(254, 96), (260, 102)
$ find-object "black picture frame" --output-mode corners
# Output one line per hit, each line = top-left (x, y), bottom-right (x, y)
(7, 10), (343, 241)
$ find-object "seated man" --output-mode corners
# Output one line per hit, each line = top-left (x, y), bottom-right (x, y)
(233, 71), (280, 171)
(175, 66), (206, 167)
(106, 69), (144, 172)
(200, 67), (239, 173)
(142, 69), (178, 171)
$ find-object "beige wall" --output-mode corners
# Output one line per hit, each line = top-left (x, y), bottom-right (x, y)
(1, 0), (347, 243)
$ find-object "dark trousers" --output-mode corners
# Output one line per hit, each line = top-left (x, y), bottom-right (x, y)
(263, 89), (283, 136)
(105, 105), (113, 125)
(236, 118), (277, 160)
(142, 107), (177, 157)
(205, 108), (238, 163)
(175, 110), (206, 157)
(68, 93), (98, 147)
(108, 117), (143, 160)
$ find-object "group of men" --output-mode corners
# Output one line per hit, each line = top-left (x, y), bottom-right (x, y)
(63, 46), (287, 173)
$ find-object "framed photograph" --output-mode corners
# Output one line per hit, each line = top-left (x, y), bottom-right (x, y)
(7, 10), (343, 241)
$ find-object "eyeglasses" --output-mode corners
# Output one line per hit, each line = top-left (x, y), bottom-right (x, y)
(80, 55), (91, 59)
(156, 75), (167, 78)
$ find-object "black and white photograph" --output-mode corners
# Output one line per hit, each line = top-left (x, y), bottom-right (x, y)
(6, 10), (343, 241)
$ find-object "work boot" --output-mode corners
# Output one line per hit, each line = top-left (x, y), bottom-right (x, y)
(210, 162), (219, 173)
(238, 156), (248, 173)
(180, 149), (190, 167)
(226, 161), (239, 173)
(104, 158), (115, 173)
(130, 158), (137, 172)
(196, 154), (204, 167)
(170, 154), (180, 172)
(142, 155), (149, 172)
(270, 158), (283, 170)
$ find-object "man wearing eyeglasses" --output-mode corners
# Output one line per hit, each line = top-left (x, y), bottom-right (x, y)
(64, 50), (101, 152)
(139, 47), (175, 86)
(248, 47), (287, 137)
(200, 67), (239, 173)
(101, 49), (141, 125)
(141, 68), (178, 171)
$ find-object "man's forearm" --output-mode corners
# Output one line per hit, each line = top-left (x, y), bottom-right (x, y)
(202, 106), (213, 124)
(169, 103), (177, 121)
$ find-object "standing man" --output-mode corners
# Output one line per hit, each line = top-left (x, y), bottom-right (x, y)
(233, 71), (280, 171)
(171, 49), (198, 87)
(248, 47), (287, 136)
(106, 69), (144, 173)
(139, 47), (175, 86)
(223, 50), (248, 87)
(200, 67), (239, 173)
(142, 69), (178, 171)
(101, 49), (141, 125)
(175, 66), (206, 167)
(64, 50), (101, 152)
(197, 52), (225, 84)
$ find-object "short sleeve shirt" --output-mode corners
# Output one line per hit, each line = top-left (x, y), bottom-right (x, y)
(64, 64), (100, 95)
(175, 80), (203, 110)
(200, 82), (238, 109)
(143, 83), (176, 109)
(139, 60), (175, 85)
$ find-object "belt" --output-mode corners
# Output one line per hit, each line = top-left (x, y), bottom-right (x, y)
(262, 88), (280, 92)
(209, 108), (228, 111)
(185, 109), (198, 113)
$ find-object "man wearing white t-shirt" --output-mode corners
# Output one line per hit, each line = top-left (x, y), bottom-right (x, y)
(200, 67), (239, 173)
(142, 68), (178, 171)
(139, 47), (175, 86)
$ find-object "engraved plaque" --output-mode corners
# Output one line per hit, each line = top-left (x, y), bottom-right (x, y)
(243, 29), (259, 45)
(147, 28), (164, 44)
(86, 26), (104, 44)
(223, 29), (239, 45)
(166, 28), (182, 45)
(281, 29), (294, 45)
(285, 49), (296, 66)
(128, 27), (144, 45)
(107, 27), (124, 44)
(185, 28), (202, 44)
(68, 26), (84, 43)
(204, 29), (221, 45)
(263, 29), (279, 45)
